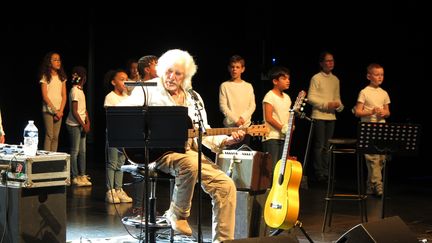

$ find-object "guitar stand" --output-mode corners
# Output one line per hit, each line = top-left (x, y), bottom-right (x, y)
(270, 220), (314, 243)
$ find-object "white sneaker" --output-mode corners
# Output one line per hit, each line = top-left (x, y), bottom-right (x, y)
(106, 189), (120, 204)
(80, 175), (92, 186)
(116, 188), (133, 203)
(72, 177), (85, 187)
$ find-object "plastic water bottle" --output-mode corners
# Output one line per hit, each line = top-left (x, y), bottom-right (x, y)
(23, 120), (38, 156)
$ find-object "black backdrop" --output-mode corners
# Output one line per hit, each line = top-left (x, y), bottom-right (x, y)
(1, 2), (428, 179)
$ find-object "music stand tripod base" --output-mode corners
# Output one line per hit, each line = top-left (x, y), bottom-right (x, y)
(122, 216), (171, 228)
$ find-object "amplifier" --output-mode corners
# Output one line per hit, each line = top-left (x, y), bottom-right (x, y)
(217, 150), (272, 191)
(234, 190), (268, 238)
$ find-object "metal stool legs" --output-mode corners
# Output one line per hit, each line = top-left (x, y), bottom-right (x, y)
(322, 143), (368, 232)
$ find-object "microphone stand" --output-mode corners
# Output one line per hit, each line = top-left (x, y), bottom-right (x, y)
(140, 84), (150, 243)
(295, 110), (314, 190)
(190, 94), (206, 243)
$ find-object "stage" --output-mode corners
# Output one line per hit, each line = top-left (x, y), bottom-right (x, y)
(63, 164), (432, 242)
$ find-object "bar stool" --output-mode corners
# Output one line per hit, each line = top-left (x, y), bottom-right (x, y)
(322, 138), (368, 232)
(121, 163), (175, 242)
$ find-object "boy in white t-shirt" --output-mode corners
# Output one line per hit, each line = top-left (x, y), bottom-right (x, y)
(354, 63), (391, 196)
(262, 66), (292, 169)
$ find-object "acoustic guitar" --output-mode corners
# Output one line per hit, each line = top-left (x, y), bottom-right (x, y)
(264, 90), (306, 230)
(123, 124), (269, 163)
(187, 124), (268, 138)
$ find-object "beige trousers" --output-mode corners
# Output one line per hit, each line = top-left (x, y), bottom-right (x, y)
(364, 153), (386, 187)
(156, 150), (236, 242)
(42, 112), (62, 151)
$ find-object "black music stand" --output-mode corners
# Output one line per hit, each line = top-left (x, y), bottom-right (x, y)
(106, 106), (188, 149)
(357, 122), (421, 218)
(106, 106), (188, 242)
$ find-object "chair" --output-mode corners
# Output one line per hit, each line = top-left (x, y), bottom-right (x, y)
(322, 138), (368, 232)
(121, 162), (175, 242)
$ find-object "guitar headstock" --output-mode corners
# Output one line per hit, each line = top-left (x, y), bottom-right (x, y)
(246, 124), (270, 137)
(291, 90), (307, 113)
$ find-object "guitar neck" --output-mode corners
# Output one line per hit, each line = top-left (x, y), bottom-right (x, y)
(279, 111), (295, 176)
(281, 113), (295, 161)
(188, 127), (245, 138)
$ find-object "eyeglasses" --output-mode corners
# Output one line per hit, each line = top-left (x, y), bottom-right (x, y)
(51, 59), (61, 62)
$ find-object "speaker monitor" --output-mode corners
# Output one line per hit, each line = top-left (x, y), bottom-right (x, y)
(222, 235), (299, 243)
(0, 185), (66, 243)
(336, 216), (418, 243)
(234, 191), (267, 238)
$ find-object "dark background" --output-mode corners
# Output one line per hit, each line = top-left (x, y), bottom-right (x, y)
(1, 2), (428, 180)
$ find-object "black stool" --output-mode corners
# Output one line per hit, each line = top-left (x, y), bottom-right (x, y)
(322, 138), (368, 232)
(121, 163), (175, 242)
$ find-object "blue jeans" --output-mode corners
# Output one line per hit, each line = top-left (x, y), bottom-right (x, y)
(312, 119), (335, 177)
(262, 139), (284, 170)
(106, 147), (125, 190)
(66, 125), (86, 178)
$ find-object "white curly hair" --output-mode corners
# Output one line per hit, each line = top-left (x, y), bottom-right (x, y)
(156, 49), (197, 91)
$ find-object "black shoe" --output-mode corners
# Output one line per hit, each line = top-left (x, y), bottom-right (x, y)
(317, 174), (328, 182)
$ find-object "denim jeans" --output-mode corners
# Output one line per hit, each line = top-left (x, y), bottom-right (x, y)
(66, 125), (86, 178)
(106, 147), (125, 190)
(262, 139), (284, 170)
(312, 119), (335, 177)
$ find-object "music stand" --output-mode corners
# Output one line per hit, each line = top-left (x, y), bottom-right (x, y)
(106, 106), (188, 149)
(106, 106), (188, 242)
(124, 81), (158, 87)
(357, 122), (421, 218)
